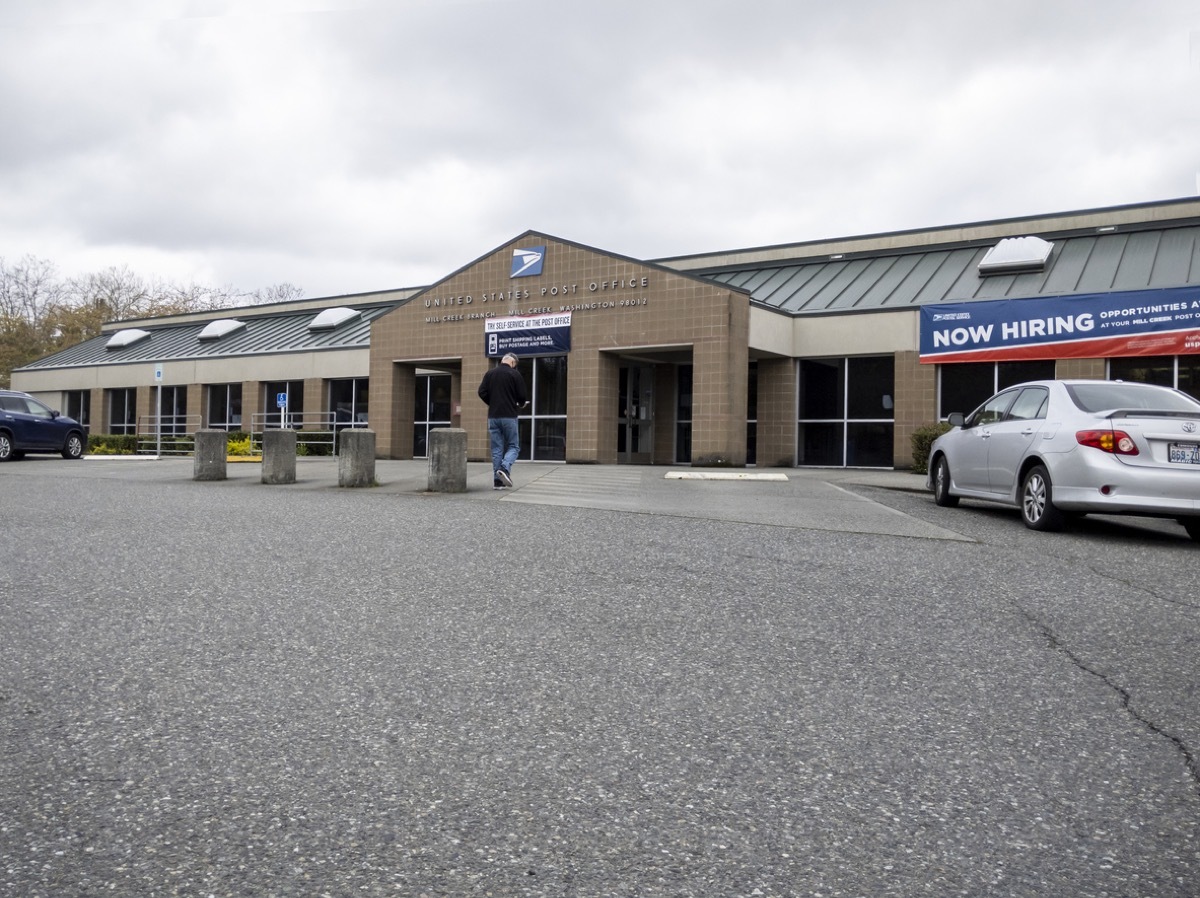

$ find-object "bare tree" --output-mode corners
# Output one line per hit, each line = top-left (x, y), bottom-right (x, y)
(0, 255), (63, 325)
(0, 256), (66, 388)
(65, 266), (154, 321)
(248, 282), (305, 305)
(1, 258), (306, 388)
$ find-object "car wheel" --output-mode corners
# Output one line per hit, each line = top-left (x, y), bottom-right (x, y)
(0, 431), (12, 462)
(1021, 464), (1065, 532)
(1181, 517), (1200, 543)
(933, 456), (959, 508)
(62, 432), (85, 459)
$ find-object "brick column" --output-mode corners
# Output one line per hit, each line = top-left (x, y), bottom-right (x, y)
(187, 384), (203, 433)
(89, 388), (103, 433)
(652, 364), (675, 465)
(136, 386), (153, 437)
(241, 381), (260, 435)
(303, 378), (323, 429)
(371, 363), (417, 459)
(562, 349), (603, 463)
(691, 338), (747, 467)
(755, 358), (796, 467)
(892, 352), (936, 470)
(462, 356), (491, 462)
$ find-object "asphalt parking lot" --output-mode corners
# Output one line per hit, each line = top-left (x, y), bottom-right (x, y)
(2, 457), (1197, 897)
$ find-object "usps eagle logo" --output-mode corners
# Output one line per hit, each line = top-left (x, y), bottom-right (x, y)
(510, 246), (545, 278)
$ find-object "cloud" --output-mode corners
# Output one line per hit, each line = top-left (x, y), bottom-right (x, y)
(1, 0), (1197, 298)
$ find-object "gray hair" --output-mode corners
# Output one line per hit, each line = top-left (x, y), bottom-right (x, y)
(501, 353), (519, 365)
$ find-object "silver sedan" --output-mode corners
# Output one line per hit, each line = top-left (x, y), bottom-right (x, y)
(926, 379), (1200, 541)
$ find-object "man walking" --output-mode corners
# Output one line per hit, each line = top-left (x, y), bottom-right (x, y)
(477, 352), (528, 489)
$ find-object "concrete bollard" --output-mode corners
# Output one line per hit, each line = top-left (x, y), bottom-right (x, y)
(262, 429), (297, 484)
(338, 429), (376, 488)
(193, 429), (228, 481)
(427, 428), (468, 493)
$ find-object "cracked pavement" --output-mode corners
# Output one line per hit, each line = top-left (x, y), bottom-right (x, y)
(2, 458), (1198, 897)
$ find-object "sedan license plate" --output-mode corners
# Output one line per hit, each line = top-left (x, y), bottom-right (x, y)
(1169, 442), (1200, 464)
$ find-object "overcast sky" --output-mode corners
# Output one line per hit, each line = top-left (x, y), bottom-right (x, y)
(1, 0), (1198, 299)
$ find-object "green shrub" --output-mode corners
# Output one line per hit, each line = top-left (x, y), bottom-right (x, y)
(910, 422), (953, 475)
(86, 433), (138, 455)
(227, 435), (256, 456)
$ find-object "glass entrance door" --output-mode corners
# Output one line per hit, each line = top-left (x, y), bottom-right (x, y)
(618, 364), (654, 464)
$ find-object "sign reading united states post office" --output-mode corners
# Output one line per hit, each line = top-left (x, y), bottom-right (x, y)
(919, 286), (1200, 364)
(485, 312), (572, 358)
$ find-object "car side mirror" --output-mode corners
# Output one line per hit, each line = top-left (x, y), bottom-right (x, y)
(947, 412), (965, 427)
(51, 410), (61, 419)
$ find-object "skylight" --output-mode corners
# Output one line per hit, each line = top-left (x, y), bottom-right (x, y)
(978, 236), (1054, 275)
(106, 328), (151, 349)
(198, 319), (246, 341)
(309, 307), (360, 331)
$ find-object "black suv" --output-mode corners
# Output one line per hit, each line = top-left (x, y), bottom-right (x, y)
(0, 389), (87, 461)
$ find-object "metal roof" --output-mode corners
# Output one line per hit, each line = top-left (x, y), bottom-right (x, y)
(18, 302), (401, 371)
(696, 224), (1200, 316)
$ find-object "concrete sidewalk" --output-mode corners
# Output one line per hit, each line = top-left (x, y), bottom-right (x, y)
(74, 455), (958, 541)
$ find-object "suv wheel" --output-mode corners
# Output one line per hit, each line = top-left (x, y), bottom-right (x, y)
(0, 431), (13, 462)
(62, 432), (85, 459)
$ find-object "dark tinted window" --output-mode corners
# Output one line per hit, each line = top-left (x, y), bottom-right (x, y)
(1109, 356), (1173, 388)
(799, 359), (843, 419)
(940, 363), (993, 419)
(1066, 382), (1200, 413)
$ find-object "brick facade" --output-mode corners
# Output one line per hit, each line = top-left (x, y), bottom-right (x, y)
(370, 235), (750, 465)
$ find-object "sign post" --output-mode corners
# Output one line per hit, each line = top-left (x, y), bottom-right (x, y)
(154, 364), (163, 459)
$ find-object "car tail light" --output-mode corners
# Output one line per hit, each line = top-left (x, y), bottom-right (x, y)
(1076, 429), (1139, 455)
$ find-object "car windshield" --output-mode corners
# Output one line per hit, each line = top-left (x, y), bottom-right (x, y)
(1065, 382), (1200, 414)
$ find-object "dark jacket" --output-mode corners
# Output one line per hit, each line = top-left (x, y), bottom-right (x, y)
(478, 363), (528, 418)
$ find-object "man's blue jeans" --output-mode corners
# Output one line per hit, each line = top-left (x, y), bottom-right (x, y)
(488, 417), (520, 475)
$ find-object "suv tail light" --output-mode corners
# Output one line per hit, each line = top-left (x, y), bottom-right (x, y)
(1076, 429), (1139, 455)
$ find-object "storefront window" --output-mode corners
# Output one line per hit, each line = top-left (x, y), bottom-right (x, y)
(263, 381), (304, 428)
(746, 362), (757, 466)
(207, 384), (242, 431)
(798, 422), (843, 466)
(64, 391), (90, 430)
(1179, 358), (1200, 401)
(939, 360), (1054, 419)
(998, 361), (1055, 391)
(675, 365), (693, 464)
(1109, 355), (1175, 388)
(513, 355), (567, 461)
(1109, 355), (1200, 401)
(331, 378), (369, 427)
(798, 358), (843, 420)
(155, 385), (188, 435)
(798, 356), (894, 467)
(107, 387), (136, 435)
(413, 374), (451, 458)
(533, 357), (567, 417)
